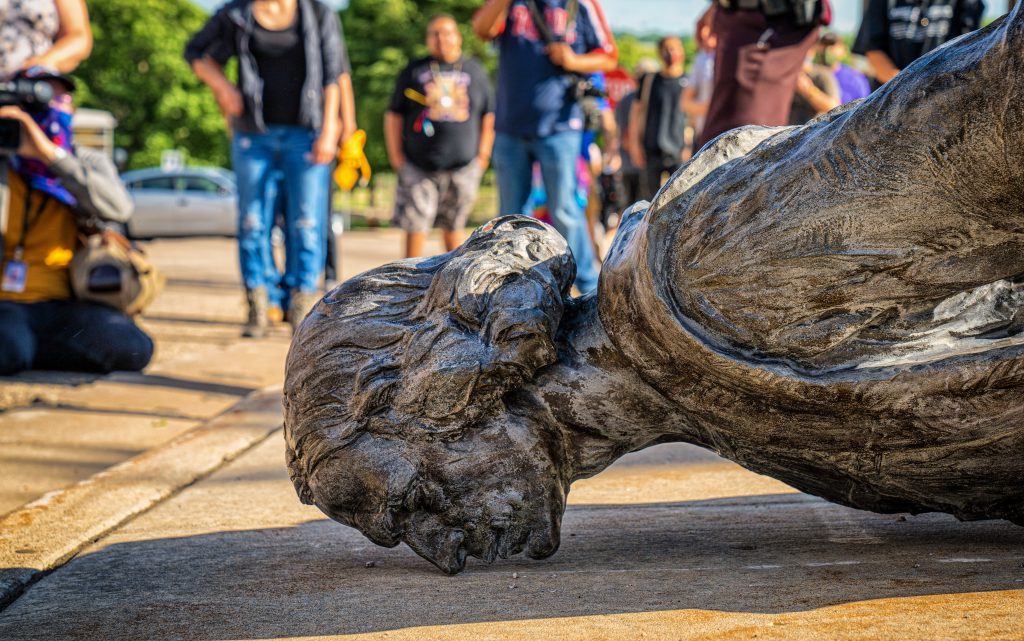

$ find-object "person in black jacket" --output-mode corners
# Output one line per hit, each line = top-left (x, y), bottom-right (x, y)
(627, 36), (688, 200)
(185, 0), (349, 336)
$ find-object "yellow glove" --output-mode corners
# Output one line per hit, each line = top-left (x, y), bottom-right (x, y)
(334, 129), (372, 192)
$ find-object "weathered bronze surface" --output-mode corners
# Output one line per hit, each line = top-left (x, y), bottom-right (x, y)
(284, 7), (1024, 574)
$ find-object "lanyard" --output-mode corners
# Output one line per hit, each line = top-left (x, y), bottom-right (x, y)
(12, 188), (49, 261)
(429, 60), (462, 79)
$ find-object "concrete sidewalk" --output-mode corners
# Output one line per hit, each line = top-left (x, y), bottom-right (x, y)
(1, 436), (1021, 640)
(1, 230), (1022, 640)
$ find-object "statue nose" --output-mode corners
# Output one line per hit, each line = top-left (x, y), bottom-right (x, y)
(405, 526), (468, 575)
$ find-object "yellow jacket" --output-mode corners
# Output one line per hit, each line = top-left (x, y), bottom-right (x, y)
(1, 150), (132, 303)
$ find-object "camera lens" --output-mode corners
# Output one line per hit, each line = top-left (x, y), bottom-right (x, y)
(88, 264), (122, 293)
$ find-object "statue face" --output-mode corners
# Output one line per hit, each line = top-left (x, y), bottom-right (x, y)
(309, 413), (567, 574)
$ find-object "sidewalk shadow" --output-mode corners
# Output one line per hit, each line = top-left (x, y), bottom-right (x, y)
(0, 372), (254, 399)
(1, 495), (1022, 640)
(0, 370), (101, 388)
(105, 372), (257, 397)
(1, 372), (257, 421)
(142, 314), (243, 329)
(164, 277), (242, 292)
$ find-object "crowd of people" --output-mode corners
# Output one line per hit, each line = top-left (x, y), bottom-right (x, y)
(0, 0), (993, 376)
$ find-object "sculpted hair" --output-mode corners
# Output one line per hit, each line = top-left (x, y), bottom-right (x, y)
(283, 216), (575, 503)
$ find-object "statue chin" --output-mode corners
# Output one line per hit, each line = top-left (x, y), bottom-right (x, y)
(285, 6), (1024, 573)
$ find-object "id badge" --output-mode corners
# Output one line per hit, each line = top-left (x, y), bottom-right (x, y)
(1, 260), (28, 293)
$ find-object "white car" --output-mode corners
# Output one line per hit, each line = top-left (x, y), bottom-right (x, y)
(122, 167), (237, 239)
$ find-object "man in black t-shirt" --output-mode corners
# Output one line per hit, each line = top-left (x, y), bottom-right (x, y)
(385, 14), (495, 258)
(627, 37), (688, 201)
(854, 0), (985, 84)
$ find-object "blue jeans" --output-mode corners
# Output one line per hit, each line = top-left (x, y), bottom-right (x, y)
(0, 300), (153, 376)
(231, 126), (330, 296)
(492, 130), (599, 293)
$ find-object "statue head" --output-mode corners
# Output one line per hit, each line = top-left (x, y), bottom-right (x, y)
(284, 216), (576, 573)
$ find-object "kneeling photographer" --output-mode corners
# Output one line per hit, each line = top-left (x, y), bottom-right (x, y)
(0, 68), (153, 376)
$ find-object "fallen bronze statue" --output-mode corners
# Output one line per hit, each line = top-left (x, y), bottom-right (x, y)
(284, 6), (1024, 574)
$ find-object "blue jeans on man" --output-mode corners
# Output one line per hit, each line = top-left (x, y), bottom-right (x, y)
(231, 126), (330, 302)
(492, 130), (599, 293)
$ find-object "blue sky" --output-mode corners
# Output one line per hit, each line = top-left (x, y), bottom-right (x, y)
(192, 1), (1012, 35)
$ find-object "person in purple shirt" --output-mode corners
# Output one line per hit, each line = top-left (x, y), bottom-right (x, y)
(472, 0), (618, 293)
(816, 32), (871, 103)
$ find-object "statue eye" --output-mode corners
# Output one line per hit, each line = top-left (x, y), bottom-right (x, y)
(403, 479), (445, 513)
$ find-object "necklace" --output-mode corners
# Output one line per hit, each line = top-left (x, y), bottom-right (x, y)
(429, 59), (462, 110)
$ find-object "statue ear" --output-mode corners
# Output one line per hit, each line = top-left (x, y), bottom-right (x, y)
(286, 444), (314, 504)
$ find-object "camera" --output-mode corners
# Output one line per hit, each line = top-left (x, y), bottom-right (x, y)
(0, 78), (54, 154)
(568, 75), (608, 103)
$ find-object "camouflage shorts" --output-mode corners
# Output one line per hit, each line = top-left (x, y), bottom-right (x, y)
(392, 161), (484, 233)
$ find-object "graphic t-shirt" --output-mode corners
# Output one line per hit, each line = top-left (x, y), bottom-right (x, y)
(388, 56), (494, 171)
(494, 0), (617, 138)
(853, 0), (985, 71)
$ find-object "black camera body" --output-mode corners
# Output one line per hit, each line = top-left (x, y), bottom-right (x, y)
(0, 79), (54, 154)
(567, 75), (608, 133)
(568, 75), (608, 103)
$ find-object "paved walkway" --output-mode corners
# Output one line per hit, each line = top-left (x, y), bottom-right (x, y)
(1, 231), (1022, 640)
(2, 436), (1022, 640)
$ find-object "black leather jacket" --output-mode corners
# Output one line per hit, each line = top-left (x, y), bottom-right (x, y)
(184, 0), (350, 133)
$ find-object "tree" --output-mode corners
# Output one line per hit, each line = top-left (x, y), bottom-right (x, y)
(614, 33), (698, 76)
(74, 0), (229, 169)
(614, 33), (658, 74)
(341, 0), (496, 174)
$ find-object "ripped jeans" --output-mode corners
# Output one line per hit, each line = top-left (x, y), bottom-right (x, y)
(231, 126), (329, 297)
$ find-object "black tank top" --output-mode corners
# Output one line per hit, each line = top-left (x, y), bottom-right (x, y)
(251, 13), (307, 126)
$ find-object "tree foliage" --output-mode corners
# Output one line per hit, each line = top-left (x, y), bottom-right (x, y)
(74, 0), (230, 169)
(615, 34), (658, 74)
(614, 33), (698, 75)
